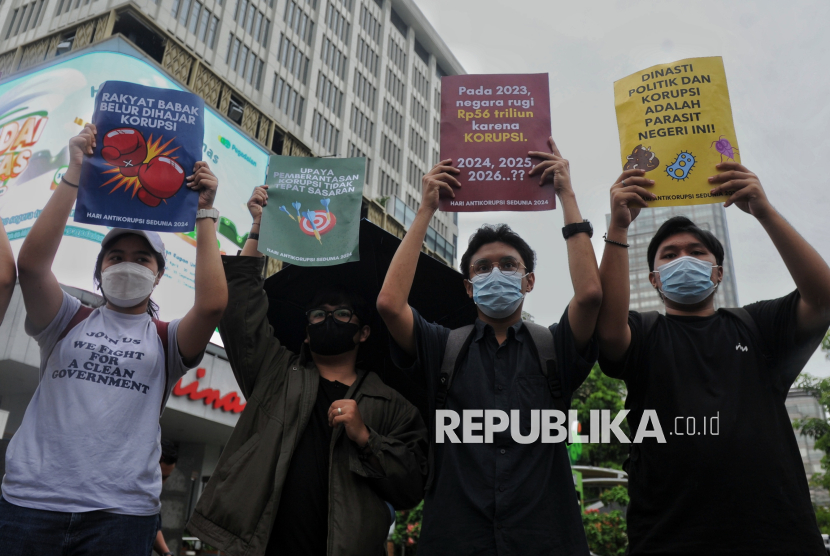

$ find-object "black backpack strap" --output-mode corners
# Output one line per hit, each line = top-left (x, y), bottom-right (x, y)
(523, 321), (563, 406)
(436, 325), (475, 409)
(426, 325), (475, 492)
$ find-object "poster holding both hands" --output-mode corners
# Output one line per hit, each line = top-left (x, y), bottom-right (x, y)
(614, 56), (741, 207)
(258, 155), (365, 267)
(439, 73), (554, 212)
(75, 81), (205, 232)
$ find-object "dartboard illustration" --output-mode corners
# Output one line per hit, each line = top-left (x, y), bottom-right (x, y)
(299, 210), (337, 236)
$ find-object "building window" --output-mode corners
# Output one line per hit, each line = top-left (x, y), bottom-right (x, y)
(409, 126), (427, 163)
(317, 72), (344, 117)
(385, 68), (405, 105)
(381, 133), (401, 172)
(285, 0), (315, 45)
(312, 110), (340, 153)
(178, 0), (192, 26)
(359, 3), (382, 43)
(383, 100), (403, 138)
(410, 95), (428, 131)
(321, 36), (348, 80)
(279, 34), (311, 84)
(353, 69), (377, 110)
(207, 16), (219, 48)
(388, 36), (407, 73)
(347, 141), (372, 183)
(188, 2), (202, 34)
(357, 37), (379, 77)
(197, 8), (210, 41)
(325, 3), (350, 43)
(273, 75), (306, 125)
(350, 104), (374, 147)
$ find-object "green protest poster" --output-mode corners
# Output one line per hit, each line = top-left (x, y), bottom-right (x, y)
(258, 155), (365, 266)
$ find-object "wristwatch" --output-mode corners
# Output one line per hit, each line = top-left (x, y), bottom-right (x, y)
(562, 219), (593, 240)
(196, 208), (220, 221)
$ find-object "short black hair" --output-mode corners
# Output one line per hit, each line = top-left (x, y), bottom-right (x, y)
(460, 224), (536, 280)
(160, 439), (178, 465)
(307, 286), (370, 325)
(647, 216), (725, 271)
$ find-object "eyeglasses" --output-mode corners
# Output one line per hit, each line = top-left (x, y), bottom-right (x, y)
(306, 308), (355, 325)
(470, 256), (527, 277)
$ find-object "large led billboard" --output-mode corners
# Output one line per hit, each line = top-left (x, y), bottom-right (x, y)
(0, 50), (269, 327)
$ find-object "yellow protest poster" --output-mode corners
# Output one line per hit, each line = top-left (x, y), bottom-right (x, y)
(614, 56), (740, 207)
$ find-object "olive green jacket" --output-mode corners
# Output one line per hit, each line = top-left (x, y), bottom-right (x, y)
(187, 256), (428, 556)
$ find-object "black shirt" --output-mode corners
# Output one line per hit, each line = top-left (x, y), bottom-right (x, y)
(391, 306), (597, 556)
(267, 378), (349, 556)
(599, 291), (826, 555)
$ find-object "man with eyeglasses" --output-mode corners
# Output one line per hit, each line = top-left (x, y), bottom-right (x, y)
(186, 186), (429, 556)
(377, 138), (602, 555)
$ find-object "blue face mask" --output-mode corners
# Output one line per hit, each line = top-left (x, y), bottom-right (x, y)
(655, 256), (720, 305)
(470, 268), (526, 319)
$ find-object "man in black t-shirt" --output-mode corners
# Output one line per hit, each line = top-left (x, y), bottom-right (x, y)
(597, 162), (830, 555)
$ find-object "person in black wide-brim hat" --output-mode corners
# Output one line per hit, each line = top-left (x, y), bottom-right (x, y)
(187, 185), (429, 556)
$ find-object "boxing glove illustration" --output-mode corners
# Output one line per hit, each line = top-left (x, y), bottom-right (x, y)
(101, 128), (148, 177)
(137, 156), (185, 203)
(137, 188), (162, 207)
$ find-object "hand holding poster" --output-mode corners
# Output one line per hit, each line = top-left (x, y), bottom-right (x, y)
(614, 57), (740, 207)
(75, 81), (205, 231)
(439, 74), (554, 212)
(258, 155), (364, 266)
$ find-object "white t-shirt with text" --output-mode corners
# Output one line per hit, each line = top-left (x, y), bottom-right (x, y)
(1, 291), (197, 515)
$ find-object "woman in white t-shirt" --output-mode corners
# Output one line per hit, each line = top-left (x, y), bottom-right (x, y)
(0, 124), (228, 556)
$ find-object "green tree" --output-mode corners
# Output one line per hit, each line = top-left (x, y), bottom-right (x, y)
(583, 487), (630, 556)
(571, 364), (630, 469)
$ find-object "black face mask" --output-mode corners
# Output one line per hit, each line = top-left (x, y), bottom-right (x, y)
(307, 316), (360, 356)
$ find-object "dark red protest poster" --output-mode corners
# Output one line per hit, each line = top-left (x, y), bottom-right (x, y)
(439, 73), (553, 212)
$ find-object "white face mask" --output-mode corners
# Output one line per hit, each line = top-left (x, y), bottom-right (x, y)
(101, 262), (158, 308)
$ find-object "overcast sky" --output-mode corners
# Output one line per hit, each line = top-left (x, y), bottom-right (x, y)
(416, 0), (830, 376)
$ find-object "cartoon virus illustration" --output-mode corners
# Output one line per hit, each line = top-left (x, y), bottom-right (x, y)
(666, 151), (696, 181)
(623, 144), (660, 172)
(711, 136), (739, 163)
(100, 129), (183, 207)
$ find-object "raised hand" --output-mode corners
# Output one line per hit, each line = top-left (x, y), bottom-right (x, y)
(421, 159), (460, 213)
(247, 185), (269, 220)
(68, 124), (97, 168)
(186, 161), (218, 210)
(528, 137), (572, 196)
(708, 162), (772, 220)
(609, 169), (656, 230)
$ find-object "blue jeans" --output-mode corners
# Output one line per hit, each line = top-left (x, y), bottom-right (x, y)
(0, 495), (158, 556)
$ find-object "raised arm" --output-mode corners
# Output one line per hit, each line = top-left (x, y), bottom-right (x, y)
(18, 124), (96, 330)
(528, 137), (602, 351)
(218, 186), (288, 397)
(239, 185), (268, 257)
(176, 162), (228, 362)
(708, 162), (830, 337)
(376, 160), (459, 356)
(0, 220), (17, 324)
(596, 169), (655, 361)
